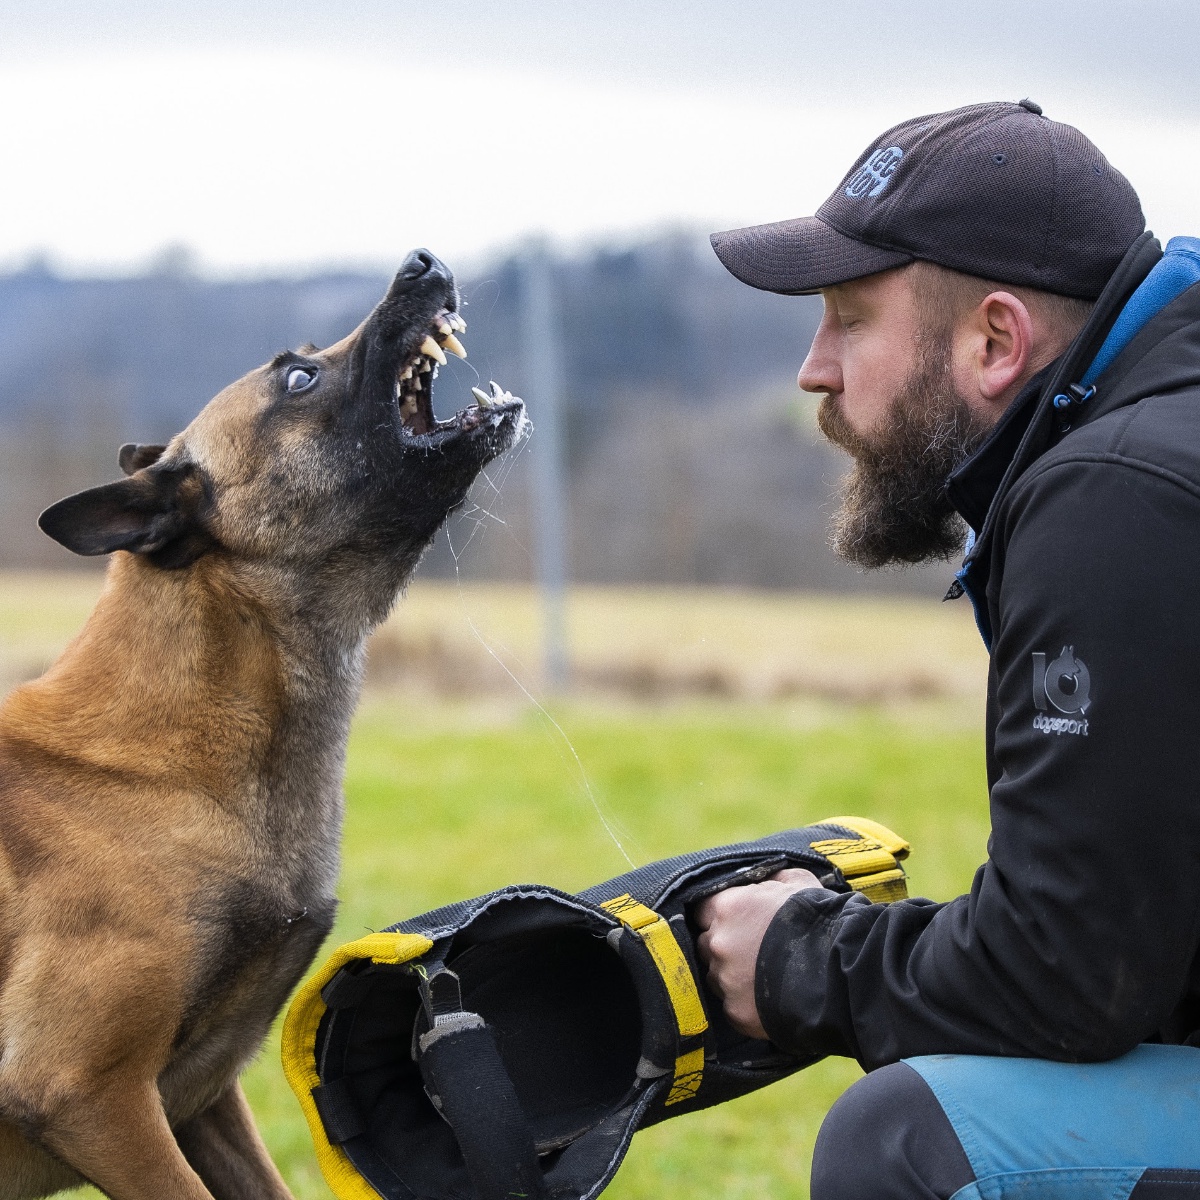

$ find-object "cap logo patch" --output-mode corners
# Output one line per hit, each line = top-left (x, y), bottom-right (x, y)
(845, 145), (904, 199)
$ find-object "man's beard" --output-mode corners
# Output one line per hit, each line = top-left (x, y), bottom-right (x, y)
(817, 336), (991, 570)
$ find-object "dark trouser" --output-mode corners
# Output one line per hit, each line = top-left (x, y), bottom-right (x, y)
(811, 1046), (1200, 1200)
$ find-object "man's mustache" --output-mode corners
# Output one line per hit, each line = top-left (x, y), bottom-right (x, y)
(817, 393), (881, 461)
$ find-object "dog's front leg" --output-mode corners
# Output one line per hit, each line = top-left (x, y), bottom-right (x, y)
(38, 1080), (214, 1200)
(175, 1081), (294, 1200)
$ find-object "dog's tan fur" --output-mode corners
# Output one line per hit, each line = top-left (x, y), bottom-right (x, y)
(0, 252), (524, 1198)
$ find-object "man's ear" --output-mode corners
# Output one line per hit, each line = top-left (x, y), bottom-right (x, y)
(38, 463), (214, 567)
(118, 442), (167, 476)
(956, 291), (1035, 412)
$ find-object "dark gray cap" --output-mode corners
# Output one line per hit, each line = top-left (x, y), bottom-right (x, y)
(711, 100), (1145, 301)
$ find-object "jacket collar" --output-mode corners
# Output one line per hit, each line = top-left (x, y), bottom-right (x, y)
(943, 231), (1164, 646)
(945, 363), (1052, 536)
(948, 231), (1164, 551)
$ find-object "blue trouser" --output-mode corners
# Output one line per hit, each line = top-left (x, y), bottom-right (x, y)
(811, 1045), (1200, 1200)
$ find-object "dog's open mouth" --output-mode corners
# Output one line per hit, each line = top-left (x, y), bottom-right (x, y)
(394, 311), (518, 439)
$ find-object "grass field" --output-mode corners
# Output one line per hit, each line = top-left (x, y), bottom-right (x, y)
(0, 573), (992, 1199)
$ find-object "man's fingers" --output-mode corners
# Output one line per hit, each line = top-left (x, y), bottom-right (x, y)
(705, 969), (725, 1001)
(770, 867), (825, 890)
(697, 869), (823, 937)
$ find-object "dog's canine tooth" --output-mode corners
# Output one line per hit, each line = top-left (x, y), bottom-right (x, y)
(420, 336), (447, 366)
(442, 334), (467, 359)
(471, 386), (491, 408)
(450, 313), (467, 332)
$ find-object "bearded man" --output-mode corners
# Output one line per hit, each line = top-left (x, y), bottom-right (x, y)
(698, 100), (1200, 1199)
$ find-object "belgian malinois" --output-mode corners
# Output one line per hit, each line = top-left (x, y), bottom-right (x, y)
(0, 249), (526, 1199)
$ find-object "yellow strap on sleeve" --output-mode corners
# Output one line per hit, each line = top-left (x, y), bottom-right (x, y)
(813, 815), (911, 902)
(601, 893), (708, 1106)
(847, 868), (909, 903)
(281, 931), (433, 1200)
(819, 816), (911, 859)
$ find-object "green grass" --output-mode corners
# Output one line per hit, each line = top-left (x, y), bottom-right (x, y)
(236, 695), (989, 1200)
(7, 573), (990, 1198)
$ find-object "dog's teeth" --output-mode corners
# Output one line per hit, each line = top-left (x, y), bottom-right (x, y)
(442, 333), (467, 359)
(471, 386), (491, 408)
(419, 359), (433, 373)
(420, 336), (447, 365)
(489, 380), (503, 397)
(412, 376), (422, 391)
(451, 314), (467, 332)
(399, 395), (418, 419)
(437, 317), (453, 336)
(400, 365), (414, 381)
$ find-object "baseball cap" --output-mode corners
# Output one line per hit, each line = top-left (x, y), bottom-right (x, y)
(711, 100), (1145, 301)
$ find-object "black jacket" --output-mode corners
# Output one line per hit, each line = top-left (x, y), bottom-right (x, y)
(755, 232), (1200, 1069)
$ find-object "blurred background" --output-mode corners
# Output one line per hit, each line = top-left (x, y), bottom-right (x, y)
(1, 2), (1196, 1196)
(5, 0), (1198, 601)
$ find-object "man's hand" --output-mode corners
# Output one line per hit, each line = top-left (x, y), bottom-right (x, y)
(695, 868), (827, 1040)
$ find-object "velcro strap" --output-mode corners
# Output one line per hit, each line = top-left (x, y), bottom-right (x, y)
(416, 1014), (548, 1200)
(847, 868), (908, 903)
(810, 837), (898, 878)
(311, 1078), (366, 1145)
(601, 893), (708, 1106)
(812, 816), (910, 902)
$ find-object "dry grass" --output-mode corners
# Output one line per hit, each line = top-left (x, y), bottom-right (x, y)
(370, 580), (989, 705)
(0, 572), (989, 707)
(0, 570), (107, 691)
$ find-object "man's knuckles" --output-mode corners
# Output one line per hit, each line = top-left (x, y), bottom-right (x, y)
(771, 867), (822, 888)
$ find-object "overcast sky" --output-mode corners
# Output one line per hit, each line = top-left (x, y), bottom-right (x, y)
(2, 0), (1197, 274)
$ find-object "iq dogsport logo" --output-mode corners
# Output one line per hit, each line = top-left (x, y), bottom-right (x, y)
(1032, 647), (1091, 737)
(845, 145), (904, 199)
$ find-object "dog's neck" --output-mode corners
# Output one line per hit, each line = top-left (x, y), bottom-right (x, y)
(2, 553), (375, 852)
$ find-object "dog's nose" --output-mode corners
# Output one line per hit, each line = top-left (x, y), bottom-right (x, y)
(400, 249), (434, 281)
(399, 248), (451, 284)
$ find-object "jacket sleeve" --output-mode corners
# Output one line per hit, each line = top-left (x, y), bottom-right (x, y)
(755, 455), (1200, 1070)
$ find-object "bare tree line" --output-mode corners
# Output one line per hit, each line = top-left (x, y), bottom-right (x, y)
(0, 237), (947, 595)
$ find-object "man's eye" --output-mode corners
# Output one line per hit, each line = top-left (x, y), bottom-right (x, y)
(286, 367), (317, 392)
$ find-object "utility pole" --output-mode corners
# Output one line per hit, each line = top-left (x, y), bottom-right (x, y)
(521, 242), (570, 690)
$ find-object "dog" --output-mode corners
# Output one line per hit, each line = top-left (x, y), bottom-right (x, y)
(0, 248), (526, 1199)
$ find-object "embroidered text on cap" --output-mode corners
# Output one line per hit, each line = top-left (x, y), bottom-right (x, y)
(845, 146), (904, 199)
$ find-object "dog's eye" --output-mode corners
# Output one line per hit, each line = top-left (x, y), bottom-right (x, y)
(286, 367), (317, 393)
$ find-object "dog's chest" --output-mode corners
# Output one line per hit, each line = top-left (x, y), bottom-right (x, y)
(163, 663), (357, 1120)
(162, 888), (338, 1123)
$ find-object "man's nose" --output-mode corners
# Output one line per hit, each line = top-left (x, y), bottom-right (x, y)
(797, 311), (842, 395)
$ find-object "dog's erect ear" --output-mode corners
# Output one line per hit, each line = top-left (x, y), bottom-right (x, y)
(38, 463), (214, 567)
(118, 443), (167, 476)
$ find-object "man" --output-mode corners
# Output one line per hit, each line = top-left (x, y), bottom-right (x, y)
(698, 100), (1200, 1199)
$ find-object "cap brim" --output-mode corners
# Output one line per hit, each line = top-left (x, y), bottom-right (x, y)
(710, 216), (912, 295)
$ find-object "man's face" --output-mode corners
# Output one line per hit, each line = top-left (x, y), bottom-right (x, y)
(798, 267), (990, 569)
(798, 268), (922, 439)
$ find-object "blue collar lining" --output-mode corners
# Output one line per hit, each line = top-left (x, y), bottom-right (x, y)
(1081, 236), (1200, 387)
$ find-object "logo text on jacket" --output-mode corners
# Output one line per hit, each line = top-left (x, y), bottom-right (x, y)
(1032, 646), (1090, 736)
